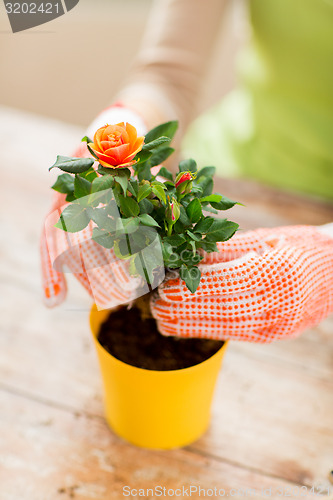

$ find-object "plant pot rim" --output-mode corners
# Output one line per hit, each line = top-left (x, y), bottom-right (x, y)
(90, 304), (228, 375)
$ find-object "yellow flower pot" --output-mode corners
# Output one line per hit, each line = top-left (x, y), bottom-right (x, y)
(90, 304), (228, 450)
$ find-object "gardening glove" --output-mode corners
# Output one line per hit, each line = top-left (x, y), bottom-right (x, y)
(151, 224), (333, 343)
(41, 105), (149, 309)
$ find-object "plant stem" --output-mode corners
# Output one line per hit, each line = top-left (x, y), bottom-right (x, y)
(137, 241), (153, 293)
(167, 223), (173, 237)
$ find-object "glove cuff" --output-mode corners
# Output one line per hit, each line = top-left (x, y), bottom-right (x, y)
(317, 223), (333, 239)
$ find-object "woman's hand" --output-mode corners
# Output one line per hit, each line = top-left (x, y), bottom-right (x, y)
(151, 225), (333, 342)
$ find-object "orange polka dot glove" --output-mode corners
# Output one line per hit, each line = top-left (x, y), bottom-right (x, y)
(41, 196), (145, 309)
(151, 225), (333, 343)
(41, 105), (147, 309)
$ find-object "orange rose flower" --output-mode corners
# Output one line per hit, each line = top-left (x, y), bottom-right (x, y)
(88, 122), (144, 169)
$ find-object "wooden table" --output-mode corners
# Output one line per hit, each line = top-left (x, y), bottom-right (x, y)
(1, 107), (333, 500)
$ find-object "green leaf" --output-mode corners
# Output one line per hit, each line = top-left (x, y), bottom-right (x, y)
(139, 198), (154, 214)
(139, 214), (160, 227)
(164, 234), (186, 247)
(157, 166), (174, 181)
(180, 264), (201, 294)
(186, 198), (202, 223)
(200, 194), (223, 203)
(133, 251), (160, 285)
(137, 162), (152, 182)
(173, 219), (184, 234)
(88, 188), (114, 207)
(116, 217), (140, 235)
(87, 144), (99, 160)
(196, 166), (216, 179)
(91, 174), (114, 193)
(92, 227), (114, 249)
(179, 158), (197, 173)
(164, 249), (182, 269)
(136, 226), (157, 246)
(148, 147), (175, 168)
(167, 259), (183, 269)
(150, 199), (161, 207)
(74, 175), (91, 198)
(179, 205), (191, 226)
(127, 180), (138, 197)
(51, 173), (74, 194)
(119, 194), (140, 217)
(199, 176), (213, 197)
(132, 254), (147, 282)
(210, 194), (238, 211)
(187, 230), (202, 242)
(115, 169), (131, 195)
(161, 242), (174, 261)
(137, 183), (152, 202)
(206, 219), (239, 242)
(164, 181), (175, 189)
(81, 135), (93, 144)
(87, 207), (117, 232)
(114, 175), (128, 195)
(152, 185), (166, 204)
(115, 168), (131, 179)
(55, 203), (89, 233)
(202, 205), (218, 215)
(65, 193), (76, 202)
(79, 167), (98, 182)
(135, 150), (152, 163)
(151, 180), (167, 189)
(144, 121), (178, 143)
(142, 136), (171, 151)
(145, 244), (165, 285)
(198, 240), (218, 253)
(115, 228), (155, 258)
(113, 237), (131, 259)
(193, 216), (215, 234)
(180, 249), (203, 266)
(191, 185), (204, 197)
(49, 155), (94, 173)
(189, 240), (197, 256)
(178, 239), (190, 252)
(98, 165), (114, 176)
(105, 199), (121, 218)
(200, 193), (239, 211)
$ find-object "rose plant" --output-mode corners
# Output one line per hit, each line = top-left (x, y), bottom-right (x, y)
(47, 119), (241, 449)
(49, 120), (239, 295)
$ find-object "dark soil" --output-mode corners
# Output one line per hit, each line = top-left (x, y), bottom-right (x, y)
(98, 306), (224, 371)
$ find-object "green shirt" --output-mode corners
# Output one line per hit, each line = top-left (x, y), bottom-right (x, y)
(183, 0), (333, 200)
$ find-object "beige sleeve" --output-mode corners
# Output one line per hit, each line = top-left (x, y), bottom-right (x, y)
(115, 0), (228, 139)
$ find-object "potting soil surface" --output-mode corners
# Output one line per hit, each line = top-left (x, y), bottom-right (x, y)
(98, 306), (224, 370)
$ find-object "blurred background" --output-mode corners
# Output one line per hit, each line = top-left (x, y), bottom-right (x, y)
(0, 0), (246, 126)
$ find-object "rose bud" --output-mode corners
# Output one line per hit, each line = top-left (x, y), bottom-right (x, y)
(88, 122), (144, 169)
(166, 196), (180, 224)
(175, 171), (194, 195)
